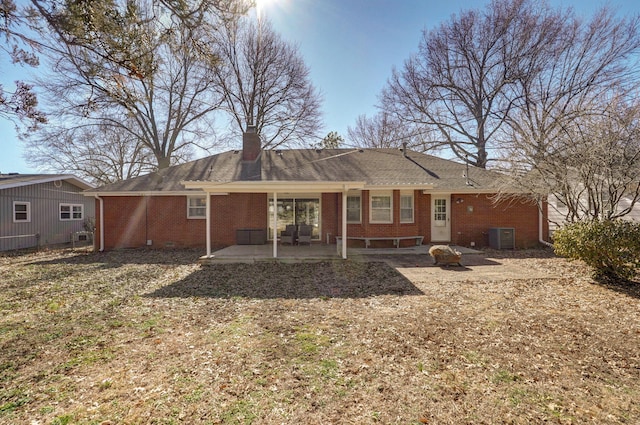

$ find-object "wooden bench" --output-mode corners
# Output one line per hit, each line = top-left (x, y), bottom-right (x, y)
(336, 235), (424, 248)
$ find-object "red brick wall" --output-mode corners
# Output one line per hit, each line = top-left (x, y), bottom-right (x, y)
(98, 196), (147, 249)
(98, 196), (206, 249)
(146, 196), (207, 248)
(96, 191), (546, 250)
(322, 193), (339, 244)
(331, 191), (543, 249)
(416, 191), (431, 242)
(449, 194), (544, 248)
(338, 190), (430, 248)
(211, 193), (267, 246)
(98, 194), (267, 250)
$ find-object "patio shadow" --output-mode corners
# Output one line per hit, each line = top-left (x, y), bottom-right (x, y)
(145, 261), (424, 299)
(26, 248), (204, 268)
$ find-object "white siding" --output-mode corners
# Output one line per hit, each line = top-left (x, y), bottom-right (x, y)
(549, 194), (640, 235)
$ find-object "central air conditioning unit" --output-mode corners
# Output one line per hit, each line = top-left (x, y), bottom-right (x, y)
(488, 227), (515, 249)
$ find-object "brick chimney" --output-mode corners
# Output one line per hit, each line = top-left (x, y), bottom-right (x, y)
(242, 125), (261, 161)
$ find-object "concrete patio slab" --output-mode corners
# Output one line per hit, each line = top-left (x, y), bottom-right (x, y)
(199, 243), (482, 264)
(199, 243), (552, 283)
(382, 252), (556, 282)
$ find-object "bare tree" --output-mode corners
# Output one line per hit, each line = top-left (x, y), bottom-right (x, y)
(494, 6), (640, 223)
(21, 0), (230, 171)
(0, 0), (245, 126)
(347, 111), (431, 150)
(211, 15), (323, 149)
(2, 0), (240, 130)
(23, 118), (156, 184)
(505, 7), (640, 165)
(381, 0), (573, 168)
(0, 80), (45, 128)
(500, 94), (640, 224)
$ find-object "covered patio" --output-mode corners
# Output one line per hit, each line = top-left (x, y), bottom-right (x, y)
(182, 180), (369, 260)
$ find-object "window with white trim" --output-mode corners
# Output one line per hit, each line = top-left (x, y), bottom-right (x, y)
(60, 203), (83, 221)
(370, 193), (393, 223)
(400, 192), (414, 223)
(187, 196), (206, 219)
(13, 201), (31, 223)
(346, 196), (361, 223)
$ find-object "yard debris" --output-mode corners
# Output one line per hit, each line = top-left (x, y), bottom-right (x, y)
(0, 248), (638, 424)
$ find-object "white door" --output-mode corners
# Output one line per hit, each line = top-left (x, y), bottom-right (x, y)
(431, 196), (451, 242)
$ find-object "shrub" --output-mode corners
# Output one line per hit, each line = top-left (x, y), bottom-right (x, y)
(553, 220), (640, 282)
(83, 217), (96, 233)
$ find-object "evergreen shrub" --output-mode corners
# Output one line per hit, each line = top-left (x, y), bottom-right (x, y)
(553, 220), (640, 281)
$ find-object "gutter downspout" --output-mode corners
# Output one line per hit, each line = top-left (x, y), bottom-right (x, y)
(273, 192), (278, 258)
(95, 195), (105, 252)
(539, 202), (553, 248)
(206, 192), (212, 258)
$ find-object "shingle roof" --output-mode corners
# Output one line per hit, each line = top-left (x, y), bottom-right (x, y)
(89, 148), (502, 193)
(0, 174), (94, 190)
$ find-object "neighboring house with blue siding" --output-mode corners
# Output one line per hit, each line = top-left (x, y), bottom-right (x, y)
(0, 174), (95, 251)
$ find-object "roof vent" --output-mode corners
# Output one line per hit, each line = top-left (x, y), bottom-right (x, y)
(315, 148), (322, 153)
(233, 150), (240, 154)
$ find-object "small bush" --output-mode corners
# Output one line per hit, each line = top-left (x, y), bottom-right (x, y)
(83, 217), (96, 233)
(554, 220), (640, 282)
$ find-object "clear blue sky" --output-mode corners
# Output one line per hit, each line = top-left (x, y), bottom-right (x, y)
(0, 0), (636, 174)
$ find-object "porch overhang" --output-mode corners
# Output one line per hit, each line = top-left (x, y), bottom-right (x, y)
(182, 180), (436, 260)
(183, 180), (368, 260)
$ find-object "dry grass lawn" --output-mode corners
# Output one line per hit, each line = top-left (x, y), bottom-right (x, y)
(1, 248), (639, 424)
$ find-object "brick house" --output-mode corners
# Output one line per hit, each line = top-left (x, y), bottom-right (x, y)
(85, 128), (549, 258)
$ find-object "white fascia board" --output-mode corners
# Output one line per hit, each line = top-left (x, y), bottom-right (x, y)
(62, 175), (95, 190)
(1, 175), (95, 191)
(181, 180), (367, 193)
(422, 188), (527, 195)
(82, 190), (228, 197)
(365, 184), (434, 191)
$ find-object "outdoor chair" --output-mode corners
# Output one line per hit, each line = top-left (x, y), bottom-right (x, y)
(297, 224), (312, 245)
(280, 224), (297, 245)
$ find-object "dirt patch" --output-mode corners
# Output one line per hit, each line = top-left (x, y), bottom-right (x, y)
(1, 248), (639, 424)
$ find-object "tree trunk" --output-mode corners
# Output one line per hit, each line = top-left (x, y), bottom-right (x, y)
(157, 155), (171, 170)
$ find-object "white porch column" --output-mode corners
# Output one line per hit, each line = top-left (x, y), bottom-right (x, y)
(205, 192), (212, 257)
(341, 190), (348, 259)
(272, 192), (278, 258)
